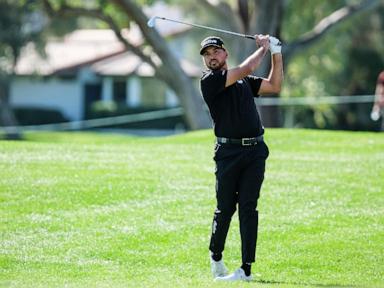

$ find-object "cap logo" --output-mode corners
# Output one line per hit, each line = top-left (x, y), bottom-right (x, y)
(204, 39), (218, 44)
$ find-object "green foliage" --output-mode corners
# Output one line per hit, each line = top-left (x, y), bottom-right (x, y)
(0, 0), (79, 71)
(281, 1), (384, 129)
(168, 0), (383, 129)
(0, 0), (41, 67)
(282, 0), (347, 41)
(13, 107), (68, 125)
(1, 129), (383, 287)
(91, 100), (118, 114)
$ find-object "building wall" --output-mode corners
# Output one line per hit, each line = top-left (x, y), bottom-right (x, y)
(9, 73), (182, 124)
(10, 77), (83, 121)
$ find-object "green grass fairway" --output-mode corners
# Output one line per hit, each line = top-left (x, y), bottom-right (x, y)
(1, 129), (383, 287)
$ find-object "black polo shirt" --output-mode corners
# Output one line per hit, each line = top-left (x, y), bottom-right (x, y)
(200, 69), (264, 138)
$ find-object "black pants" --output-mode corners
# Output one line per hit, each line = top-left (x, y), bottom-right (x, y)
(209, 141), (269, 264)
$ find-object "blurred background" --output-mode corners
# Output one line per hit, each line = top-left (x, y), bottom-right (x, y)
(1, 0), (383, 139)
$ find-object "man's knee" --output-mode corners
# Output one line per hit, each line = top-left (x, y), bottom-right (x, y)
(214, 206), (236, 220)
(238, 201), (258, 219)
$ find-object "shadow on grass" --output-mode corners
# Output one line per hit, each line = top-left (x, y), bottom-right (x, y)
(254, 279), (359, 288)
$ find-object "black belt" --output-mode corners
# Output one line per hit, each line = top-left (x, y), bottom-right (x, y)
(216, 135), (264, 146)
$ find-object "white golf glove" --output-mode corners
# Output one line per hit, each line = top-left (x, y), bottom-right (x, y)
(269, 36), (282, 54)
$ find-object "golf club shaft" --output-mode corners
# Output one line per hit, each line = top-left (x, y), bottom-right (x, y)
(155, 17), (256, 40)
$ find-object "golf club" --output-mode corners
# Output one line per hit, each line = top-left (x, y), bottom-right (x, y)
(147, 16), (256, 40)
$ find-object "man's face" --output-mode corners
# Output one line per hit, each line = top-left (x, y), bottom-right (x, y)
(202, 46), (228, 70)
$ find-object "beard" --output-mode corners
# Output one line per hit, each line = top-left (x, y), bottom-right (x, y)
(207, 59), (226, 71)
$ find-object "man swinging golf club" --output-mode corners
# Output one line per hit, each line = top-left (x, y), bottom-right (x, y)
(199, 35), (283, 281)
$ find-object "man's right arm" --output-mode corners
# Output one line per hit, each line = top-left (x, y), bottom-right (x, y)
(225, 35), (270, 88)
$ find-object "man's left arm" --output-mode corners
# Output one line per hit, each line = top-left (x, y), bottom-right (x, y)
(259, 38), (283, 95)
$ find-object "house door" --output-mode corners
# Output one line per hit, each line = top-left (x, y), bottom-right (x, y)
(84, 83), (101, 119)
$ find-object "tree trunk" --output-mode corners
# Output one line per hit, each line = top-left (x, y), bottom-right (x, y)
(158, 70), (211, 130)
(111, 0), (211, 130)
(44, 0), (213, 130)
(247, 0), (283, 127)
(0, 79), (21, 140)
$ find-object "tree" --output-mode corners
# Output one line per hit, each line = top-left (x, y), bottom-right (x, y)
(183, 0), (382, 127)
(5, 0), (382, 132)
(0, 0), (40, 139)
(0, 0), (93, 139)
(43, 0), (211, 130)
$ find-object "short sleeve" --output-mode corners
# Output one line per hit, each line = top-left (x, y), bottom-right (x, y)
(200, 70), (227, 105)
(245, 75), (263, 97)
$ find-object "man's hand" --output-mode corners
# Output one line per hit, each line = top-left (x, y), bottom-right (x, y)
(269, 36), (282, 55)
(255, 35), (270, 52)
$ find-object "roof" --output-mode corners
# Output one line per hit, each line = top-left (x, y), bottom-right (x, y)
(15, 30), (126, 76)
(90, 51), (200, 77)
(14, 3), (200, 77)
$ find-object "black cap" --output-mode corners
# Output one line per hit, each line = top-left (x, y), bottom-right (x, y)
(199, 36), (225, 55)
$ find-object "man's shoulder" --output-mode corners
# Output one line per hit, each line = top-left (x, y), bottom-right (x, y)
(201, 70), (212, 81)
(201, 69), (226, 81)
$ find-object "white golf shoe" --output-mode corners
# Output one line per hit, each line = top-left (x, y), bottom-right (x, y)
(215, 268), (252, 282)
(210, 257), (228, 278)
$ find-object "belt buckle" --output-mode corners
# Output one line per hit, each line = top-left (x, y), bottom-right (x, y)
(241, 138), (253, 146)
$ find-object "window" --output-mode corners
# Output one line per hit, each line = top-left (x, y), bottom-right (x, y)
(113, 80), (126, 103)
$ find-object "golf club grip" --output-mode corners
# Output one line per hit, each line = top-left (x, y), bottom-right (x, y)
(245, 35), (256, 40)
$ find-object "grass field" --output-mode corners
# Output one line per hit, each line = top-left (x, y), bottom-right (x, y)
(1, 129), (383, 288)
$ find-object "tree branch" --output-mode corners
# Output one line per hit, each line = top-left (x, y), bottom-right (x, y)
(195, 0), (232, 19)
(107, 0), (212, 129)
(42, 0), (157, 69)
(108, 0), (185, 84)
(238, 0), (250, 32)
(284, 0), (381, 62)
(194, 0), (241, 33)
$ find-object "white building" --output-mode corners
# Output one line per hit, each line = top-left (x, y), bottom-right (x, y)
(10, 14), (200, 124)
